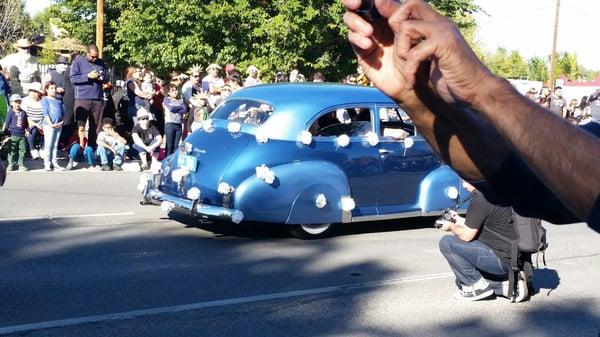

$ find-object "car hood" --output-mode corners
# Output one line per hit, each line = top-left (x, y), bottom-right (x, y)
(161, 129), (250, 202)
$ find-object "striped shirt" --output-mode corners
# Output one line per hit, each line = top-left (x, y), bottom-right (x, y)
(22, 96), (43, 125)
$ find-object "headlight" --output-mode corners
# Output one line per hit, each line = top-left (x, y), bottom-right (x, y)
(186, 187), (201, 200)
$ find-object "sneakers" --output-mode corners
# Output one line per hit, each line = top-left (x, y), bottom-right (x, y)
(53, 163), (65, 171)
(7, 166), (15, 171)
(65, 159), (74, 171)
(113, 163), (123, 171)
(30, 149), (40, 160)
(454, 284), (494, 302)
(18, 166), (29, 172)
(102, 164), (112, 171)
(44, 165), (52, 172)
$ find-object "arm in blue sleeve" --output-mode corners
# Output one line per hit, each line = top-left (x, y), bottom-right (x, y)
(41, 98), (50, 118)
(69, 57), (91, 84)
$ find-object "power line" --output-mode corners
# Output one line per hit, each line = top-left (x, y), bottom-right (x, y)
(478, 5), (554, 26)
(561, 4), (600, 22)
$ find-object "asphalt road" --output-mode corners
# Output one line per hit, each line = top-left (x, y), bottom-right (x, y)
(0, 168), (599, 337)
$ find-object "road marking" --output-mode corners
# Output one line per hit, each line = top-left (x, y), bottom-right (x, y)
(0, 212), (136, 223)
(0, 272), (452, 335)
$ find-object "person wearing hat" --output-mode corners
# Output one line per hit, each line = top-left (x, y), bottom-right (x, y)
(181, 65), (203, 108)
(0, 38), (40, 95)
(3, 94), (29, 171)
(202, 63), (224, 94)
(22, 82), (44, 160)
(44, 55), (75, 148)
(244, 65), (262, 87)
(131, 107), (162, 171)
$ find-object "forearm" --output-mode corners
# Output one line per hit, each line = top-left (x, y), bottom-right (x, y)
(475, 77), (600, 220)
(399, 87), (511, 181)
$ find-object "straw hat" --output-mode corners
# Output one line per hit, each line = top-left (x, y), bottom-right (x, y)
(246, 65), (259, 75)
(29, 82), (43, 93)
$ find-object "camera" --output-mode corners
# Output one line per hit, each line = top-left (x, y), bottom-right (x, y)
(434, 209), (456, 229)
(357, 0), (382, 22)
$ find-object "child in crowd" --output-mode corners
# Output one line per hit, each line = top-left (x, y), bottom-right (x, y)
(3, 94), (29, 171)
(163, 83), (186, 156)
(66, 121), (97, 171)
(132, 108), (162, 171)
(22, 82), (44, 160)
(187, 92), (212, 134)
(96, 117), (127, 171)
(41, 81), (64, 171)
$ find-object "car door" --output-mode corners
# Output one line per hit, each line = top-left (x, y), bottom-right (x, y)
(310, 105), (380, 217)
(375, 106), (441, 214)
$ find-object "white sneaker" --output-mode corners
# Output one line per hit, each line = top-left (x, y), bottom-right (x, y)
(31, 149), (39, 159)
(53, 164), (65, 171)
(515, 271), (529, 303)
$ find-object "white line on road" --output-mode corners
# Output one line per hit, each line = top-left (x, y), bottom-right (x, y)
(0, 272), (452, 335)
(0, 212), (136, 223)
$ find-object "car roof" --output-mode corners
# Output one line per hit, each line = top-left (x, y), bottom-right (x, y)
(222, 83), (399, 140)
(228, 83), (396, 114)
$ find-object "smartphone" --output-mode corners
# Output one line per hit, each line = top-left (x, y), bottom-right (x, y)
(357, 0), (382, 21)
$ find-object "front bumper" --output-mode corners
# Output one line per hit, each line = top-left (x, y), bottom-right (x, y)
(140, 174), (244, 224)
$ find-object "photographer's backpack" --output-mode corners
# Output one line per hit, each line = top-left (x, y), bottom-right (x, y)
(508, 210), (548, 302)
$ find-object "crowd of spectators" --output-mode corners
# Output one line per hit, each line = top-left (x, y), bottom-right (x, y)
(0, 47), (372, 172)
(1, 44), (599, 173)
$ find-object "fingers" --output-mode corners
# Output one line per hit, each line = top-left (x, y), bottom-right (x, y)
(394, 0), (441, 22)
(402, 37), (439, 88)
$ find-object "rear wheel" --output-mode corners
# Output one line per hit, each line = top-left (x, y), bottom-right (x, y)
(289, 223), (333, 239)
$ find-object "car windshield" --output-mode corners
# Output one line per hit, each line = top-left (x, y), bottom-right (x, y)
(211, 99), (273, 126)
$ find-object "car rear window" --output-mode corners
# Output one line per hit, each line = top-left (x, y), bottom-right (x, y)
(211, 99), (273, 126)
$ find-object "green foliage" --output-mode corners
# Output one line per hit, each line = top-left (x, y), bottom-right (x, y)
(485, 48), (527, 79)
(38, 40), (57, 65)
(0, 0), (33, 57)
(527, 56), (548, 82)
(37, 0), (482, 81)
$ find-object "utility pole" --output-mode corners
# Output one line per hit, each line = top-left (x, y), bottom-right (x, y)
(96, 0), (104, 58)
(549, 0), (561, 90)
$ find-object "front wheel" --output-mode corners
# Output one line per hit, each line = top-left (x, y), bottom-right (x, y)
(289, 223), (333, 240)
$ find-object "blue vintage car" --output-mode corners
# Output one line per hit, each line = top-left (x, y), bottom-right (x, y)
(140, 83), (469, 238)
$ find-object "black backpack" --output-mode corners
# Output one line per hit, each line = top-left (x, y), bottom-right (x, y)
(489, 209), (548, 302)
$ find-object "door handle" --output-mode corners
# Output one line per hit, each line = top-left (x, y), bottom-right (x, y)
(379, 149), (393, 154)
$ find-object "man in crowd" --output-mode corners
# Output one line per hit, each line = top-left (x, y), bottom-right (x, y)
(44, 55), (75, 147)
(131, 108), (162, 171)
(437, 181), (527, 302)
(341, 0), (599, 230)
(182, 65), (203, 108)
(70, 45), (108, 147)
(589, 89), (600, 123)
(96, 117), (126, 171)
(549, 86), (567, 118)
(0, 38), (40, 95)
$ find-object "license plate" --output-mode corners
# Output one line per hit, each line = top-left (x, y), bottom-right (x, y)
(177, 154), (198, 172)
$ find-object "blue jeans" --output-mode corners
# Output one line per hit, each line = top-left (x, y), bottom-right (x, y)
(439, 235), (508, 287)
(69, 144), (95, 165)
(27, 126), (44, 152)
(164, 122), (182, 156)
(42, 124), (62, 165)
(96, 144), (125, 165)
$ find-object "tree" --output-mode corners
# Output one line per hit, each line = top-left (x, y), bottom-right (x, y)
(38, 0), (481, 81)
(527, 56), (548, 82)
(0, 0), (32, 57)
(556, 52), (582, 81)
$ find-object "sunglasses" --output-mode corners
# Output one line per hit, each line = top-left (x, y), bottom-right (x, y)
(192, 75), (201, 78)
(139, 117), (149, 121)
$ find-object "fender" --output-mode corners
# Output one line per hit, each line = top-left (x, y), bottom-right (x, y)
(234, 161), (349, 223)
(417, 165), (467, 213)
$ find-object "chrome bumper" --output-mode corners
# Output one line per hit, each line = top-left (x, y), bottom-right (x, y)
(140, 175), (244, 224)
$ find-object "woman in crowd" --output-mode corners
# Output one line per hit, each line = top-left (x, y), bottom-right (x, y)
(22, 82), (44, 159)
(163, 83), (186, 156)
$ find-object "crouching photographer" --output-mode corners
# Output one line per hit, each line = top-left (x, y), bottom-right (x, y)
(436, 181), (528, 302)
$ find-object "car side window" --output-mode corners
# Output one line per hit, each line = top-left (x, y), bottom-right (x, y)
(379, 107), (415, 139)
(309, 107), (373, 137)
(212, 100), (273, 126)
